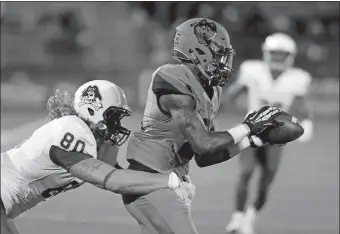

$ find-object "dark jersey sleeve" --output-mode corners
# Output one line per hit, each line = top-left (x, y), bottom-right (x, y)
(49, 145), (92, 171)
(152, 65), (194, 98)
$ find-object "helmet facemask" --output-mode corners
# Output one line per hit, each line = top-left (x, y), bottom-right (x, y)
(96, 106), (131, 146)
(262, 33), (297, 72)
(189, 41), (236, 87)
(172, 18), (236, 87)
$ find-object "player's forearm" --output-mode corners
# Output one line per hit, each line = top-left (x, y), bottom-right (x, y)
(50, 146), (172, 195)
(166, 94), (250, 156)
(195, 136), (251, 167)
(189, 124), (250, 155)
(227, 136), (251, 157)
(69, 159), (171, 195)
(195, 150), (230, 167)
(68, 158), (116, 188)
(104, 170), (170, 195)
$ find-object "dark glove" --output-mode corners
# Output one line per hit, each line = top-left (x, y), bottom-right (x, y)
(243, 106), (281, 135)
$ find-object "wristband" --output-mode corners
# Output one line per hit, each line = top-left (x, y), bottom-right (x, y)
(103, 169), (117, 190)
(228, 137), (251, 158)
(227, 124), (251, 144)
(248, 136), (258, 148)
(168, 172), (180, 190)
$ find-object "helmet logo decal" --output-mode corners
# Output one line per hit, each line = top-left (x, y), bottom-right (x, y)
(193, 19), (217, 46)
(78, 85), (103, 111)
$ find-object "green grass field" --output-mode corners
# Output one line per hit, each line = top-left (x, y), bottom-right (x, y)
(1, 110), (339, 234)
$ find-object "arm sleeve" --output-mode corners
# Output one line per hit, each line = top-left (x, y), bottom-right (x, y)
(50, 145), (92, 171)
(97, 143), (119, 166)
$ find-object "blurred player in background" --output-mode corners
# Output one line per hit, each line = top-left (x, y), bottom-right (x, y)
(225, 33), (314, 234)
(122, 18), (283, 234)
(1, 80), (191, 234)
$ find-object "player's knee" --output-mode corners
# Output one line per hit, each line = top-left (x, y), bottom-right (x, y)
(238, 172), (252, 190)
(266, 167), (278, 179)
(261, 168), (277, 186)
(240, 169), (253, 182)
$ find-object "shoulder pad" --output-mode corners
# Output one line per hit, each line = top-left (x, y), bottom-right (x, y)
(152, 64), (193, 97)
(54, 116), (97, 158)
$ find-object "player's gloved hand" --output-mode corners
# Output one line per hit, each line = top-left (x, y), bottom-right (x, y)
(168, 173), (196, 206)
(243, 106), (281, 135)
(249, 135), (287, 147)
(182, 175), (196, 205)
(182, 182), (196, 206)
(168, 173), (190, 202)
(168, 172), (181, 190)
(248, 135), (267, 148)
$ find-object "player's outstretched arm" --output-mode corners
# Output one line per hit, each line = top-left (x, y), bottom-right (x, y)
(49, 146), (179, 195)
(160, 94), (251, 166)
(289, 95), (313, 142)
(194, 133), (270, 167)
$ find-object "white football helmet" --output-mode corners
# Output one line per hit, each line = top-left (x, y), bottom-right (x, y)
(74, 80), (131, 145)
(262, 33), (297, 71)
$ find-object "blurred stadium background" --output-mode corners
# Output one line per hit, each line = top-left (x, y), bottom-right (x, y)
(1, 2), (339, 234)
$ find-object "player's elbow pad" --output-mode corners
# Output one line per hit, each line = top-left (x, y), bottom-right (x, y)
(49, 145), (92, 171)
(298, 119), (313, 142)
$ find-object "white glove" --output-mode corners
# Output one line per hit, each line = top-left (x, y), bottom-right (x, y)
(182, 175), (196, 205)
(249, 135), (267, 148)
(250, 135), (287, 147)
(168, 172), (180, 190)
(298, 119), (313, 143)
(182, 182), (196, 206)
(168, 173), (196, 206)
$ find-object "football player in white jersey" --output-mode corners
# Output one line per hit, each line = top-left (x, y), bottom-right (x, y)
(1, 80), (192, 234)
(225, 33), (314, 234)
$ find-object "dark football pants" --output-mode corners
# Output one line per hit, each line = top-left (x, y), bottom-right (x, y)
(1, 198), (20, 234)
(235, 145), (283, 211)
(122, 188), (198, 234)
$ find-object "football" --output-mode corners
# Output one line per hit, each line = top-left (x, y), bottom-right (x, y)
(262, 111), (304, 145)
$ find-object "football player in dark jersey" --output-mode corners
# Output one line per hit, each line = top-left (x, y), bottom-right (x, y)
(121, 18), (281, 234)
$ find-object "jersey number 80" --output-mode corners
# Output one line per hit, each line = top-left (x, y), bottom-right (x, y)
(60, 132), (85, 153)
(41, 133), (85, 199)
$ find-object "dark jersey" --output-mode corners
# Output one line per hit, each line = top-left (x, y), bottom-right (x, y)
(126, 64), (222, 177)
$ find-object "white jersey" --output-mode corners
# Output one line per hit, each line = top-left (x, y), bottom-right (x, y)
(1, 115), (97, 218)
(237, 60), (312, 111)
